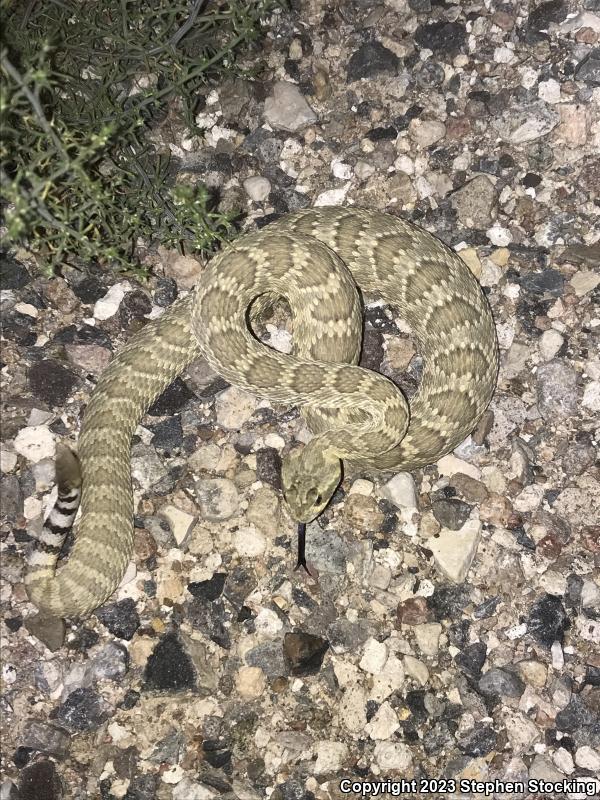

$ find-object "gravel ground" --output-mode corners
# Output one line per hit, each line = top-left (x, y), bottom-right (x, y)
(1, 2), (599, 799)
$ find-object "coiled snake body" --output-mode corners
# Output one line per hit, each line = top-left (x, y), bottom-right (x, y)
(26, 207), (498, 617)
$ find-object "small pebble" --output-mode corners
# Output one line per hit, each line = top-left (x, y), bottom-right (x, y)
(243, 176), (271, 202)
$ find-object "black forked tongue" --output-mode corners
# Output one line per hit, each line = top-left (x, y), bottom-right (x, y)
(294, 522), (311, 575)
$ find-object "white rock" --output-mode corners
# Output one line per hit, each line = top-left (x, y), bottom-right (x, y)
(349, 478), (374, 496)
(538, 78), (561, 104)
(215, 386), (260, 430)
(172, 778), (216, 800)
(14, 302), (38, 317)
(487, 224), (513, 246)
(408, 119), (446, 148)
(561, 10), (600, 33)
(551, 641), (564, 670)
(235, 666), (266, 699)
(365, 701), (399, 740)
(314, 185), (350, 206)
(437, 454), (481, 480)
(428, 518), (481, 583)
(403, 655), (429, 685)
(254, 608), (283, 637)
(576, 615), (600, 644)
(582, 381), (600, 413)
(265, 325), (292, 354)
(413, 623), (442, 658)
(0, 447), (17, 473)
(313, 741), (348, 775)
(264, 81), (317, 132)
(131, 444), (167, 490)
(24, 496), (42, 520)
(370, 564), (392, 591)
(581, 579), (600, 609)
(494, 46), (514, 64)
(503, 711), (541, 753)
(529, 754), (565, 783)
(13, 426), (55, 463)
(359, 638), (388, 674)
(195, 477), (239, 521)
(159, 505), (196, 546)
(539, 329), (564, 361)
(94, 282), (131, 320)
(552, 746), (574, 774)
(233, 526), (266, 557)
(331, 159), (353, 180)
(337, 685), (367, 733)
(161, 765), (185, 784)
(370, 654), (405, 702)
(519, 66), (538, 89)
(264, 433), (285, 450)
(355, 160), (375, 180)
(243, 176), (271, 202)
(575, 745), (600, 771)
(380, 472), (417, 509)
(513, 484), (544, 513)
(505, 623), (527, 640)
(570, 270), (600, 296)
(373, 741), (413, 771)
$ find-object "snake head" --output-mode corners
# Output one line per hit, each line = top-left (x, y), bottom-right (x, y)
(281, 441), (342, 523)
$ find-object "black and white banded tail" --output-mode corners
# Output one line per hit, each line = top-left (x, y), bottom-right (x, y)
(25, 445), (82, 594)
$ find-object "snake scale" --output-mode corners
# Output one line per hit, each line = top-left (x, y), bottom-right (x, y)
(26, 207), (498, 618)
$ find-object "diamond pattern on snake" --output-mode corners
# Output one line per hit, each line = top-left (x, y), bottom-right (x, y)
(26, 206), (499, 617)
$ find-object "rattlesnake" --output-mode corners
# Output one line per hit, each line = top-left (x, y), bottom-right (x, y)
(26, 206), (498, 617)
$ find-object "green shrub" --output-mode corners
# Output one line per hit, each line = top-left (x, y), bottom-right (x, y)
(0, 0), (283, 275)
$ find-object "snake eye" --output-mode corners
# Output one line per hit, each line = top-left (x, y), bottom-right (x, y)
(314, 494), (323, 506)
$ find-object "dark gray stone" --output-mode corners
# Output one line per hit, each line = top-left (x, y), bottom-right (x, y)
(144, 632), (196, 691)
(186, 598), (231, 649)
(527, 1), (568, 37)
(555, 697), (598, 731)
(120, 289), (152, 328)
(458, 724), (498, 756)
(153, 278), (177, 307)
(95, 598), (140, 641)
(427, 585), (471, 621)
(148, 378), (195, 415)
(455, 642), (487, 679)
(56, 687), (111, 731)
(88, 642), (129, 682)
(346, 41), (399, 82)
(327, 618), (372, 653)
(431, 498), (472, 530)
(283, 631), (329, 676)
(527, 593), (569, 647)
(18, 760), (62, 800)
(414, 21), (466, 56)
(519, 268), (564, 297)
(0, 254), (30, 289)
(576, 47), (600, 86)
(53, 323), (112, 349)
(478, 667), (525, 698)
(1, 475), (23, 517)
(150, 416), (183, 451)
(188, 572), (227, 602)
(246, 639), (287, 678)
(24, 614), (66, 652)
(29, 360), (78, 407)
(360, 329), (385, 371)
(255, 447), (282, 490)
(72, 276), (105, 304)
(21, 720), (70, 759)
